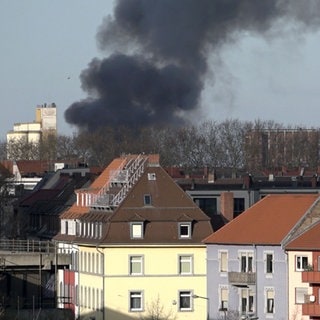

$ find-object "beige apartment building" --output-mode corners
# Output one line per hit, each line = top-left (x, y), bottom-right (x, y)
(6, 103), (57, 159)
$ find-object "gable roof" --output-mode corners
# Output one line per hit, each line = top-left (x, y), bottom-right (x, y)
(203, 194), (319, 245)
(285, 222), (320, 251)
(72, 163), (213, 245)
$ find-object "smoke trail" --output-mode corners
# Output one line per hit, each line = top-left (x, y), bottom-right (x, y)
(65, 0), (320, 131)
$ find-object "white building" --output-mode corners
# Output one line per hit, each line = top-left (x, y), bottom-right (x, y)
(6, 103), (57, 159)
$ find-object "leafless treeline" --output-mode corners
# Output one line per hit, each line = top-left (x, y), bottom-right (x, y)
(1, 119), (320, 171)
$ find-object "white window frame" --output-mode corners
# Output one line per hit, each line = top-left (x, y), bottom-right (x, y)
(240, 288), (255, 315)
(130, 222), (144, 239)
(179, 222), (192, 239)
(296, 255), (308, 271)
(265, 252), (274, 275)
(265, 288), (275, 314)
(179, 291), (192, 311)
(179, 255), (193, 275)
(220, 285), (229, 311)
(239, 251), (254, 273)
(129, 255), (144, 275)
(129, 291), (143, 312)
(295, 287), (308, 304)
(219, 250), (228, 273)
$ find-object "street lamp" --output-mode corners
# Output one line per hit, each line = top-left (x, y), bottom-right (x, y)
(193, 294), (210, 320)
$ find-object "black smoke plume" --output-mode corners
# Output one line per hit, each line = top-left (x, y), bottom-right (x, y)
(65, 0), (320, 131)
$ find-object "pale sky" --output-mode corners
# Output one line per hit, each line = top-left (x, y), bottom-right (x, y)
(0, 0), (320, 140)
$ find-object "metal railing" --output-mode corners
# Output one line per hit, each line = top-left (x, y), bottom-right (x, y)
(0, 240), (55, 254)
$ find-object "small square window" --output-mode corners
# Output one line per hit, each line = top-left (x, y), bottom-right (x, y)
(179, 291), (192, 311)
(295, 287), (308, 304)
(296, 256), (308, 271)
(179, 223), (191, 239)
(131, 222), (143, 239)
(130, 291), (143, 311)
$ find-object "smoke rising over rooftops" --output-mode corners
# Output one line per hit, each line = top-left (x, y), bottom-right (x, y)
(64, 0), (320, 132)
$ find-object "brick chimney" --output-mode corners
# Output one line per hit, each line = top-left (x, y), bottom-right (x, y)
(243, 174), (252, 189)
(220, 192), (234, 222)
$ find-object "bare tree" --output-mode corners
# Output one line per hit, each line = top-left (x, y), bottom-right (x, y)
(217, 119), (245, 171)
(56, 134), (78, 161)
(139, 295), (176, 320)
(6, 137), (39, 160)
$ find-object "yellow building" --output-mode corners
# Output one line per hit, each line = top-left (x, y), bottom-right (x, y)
(55, 154), (213, 320)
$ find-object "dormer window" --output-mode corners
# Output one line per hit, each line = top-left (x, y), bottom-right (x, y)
(131, 222), (144, 239)
(148, 173), (156, 181)
(144, 194), (152, 206)
(179, 222), (191, 239)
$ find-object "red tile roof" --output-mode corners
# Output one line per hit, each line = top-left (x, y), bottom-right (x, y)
(285, 222), (320, 250)
(203, 194), (319, 245)
(60, 154), (158, 220)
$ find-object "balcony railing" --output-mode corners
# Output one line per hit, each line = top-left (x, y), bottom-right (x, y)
(228, 272), (256, 285)
(302, 301), (320, 316)
(302, 271), (320, 284)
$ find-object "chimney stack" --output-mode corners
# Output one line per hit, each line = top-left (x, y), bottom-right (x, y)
(220, 192), (234, 222)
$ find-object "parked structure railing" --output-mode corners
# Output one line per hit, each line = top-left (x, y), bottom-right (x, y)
(0, 239), (55, 254)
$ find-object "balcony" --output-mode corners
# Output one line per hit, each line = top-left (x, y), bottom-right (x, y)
(302, 271), (320, 284)
(228, 272), (256, 286)
(302, 303), (320, 316)
(302, 294), (319, 316)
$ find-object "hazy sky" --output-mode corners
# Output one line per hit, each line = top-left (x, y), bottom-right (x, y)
(1, 0), (320, 140)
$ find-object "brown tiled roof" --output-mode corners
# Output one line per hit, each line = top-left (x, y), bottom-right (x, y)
(79, 165), (213, 245)
(60, 158), (125, 219)
(203, 194), (319, 245)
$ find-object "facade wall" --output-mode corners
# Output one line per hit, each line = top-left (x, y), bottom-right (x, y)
(207, 244), (288, 320)
(76, 245), (208, 320)
(187, 189), (256, 218)
(287, 250), (312, 320)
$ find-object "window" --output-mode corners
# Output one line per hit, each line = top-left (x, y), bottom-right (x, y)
(179, 223), (191, 239)
(144, 194), (152, 206)
(131, 222), (144, 239)
(265, 253), (273, 274)
(234, 198), (245, 217)
(241, 289), (254, 314)
(87, 222), (90, 237)
(219, 251), (228, 272)
(179, 291), (192, 311)
(148, 173), (156, 180)
(130, 291), (143, 311)
(194, 198), (217, 216)
(266, 289), (274, 313)
(98, 222), (102, 239)
(179, 255), (192, 275)
(65, 221), (68, 235)
(220, 286), (228, 311)
(296, 256), (308, 271)
(130, 256), (143, 275)
(76, 221), (80, 236)
(240, 252), (254, 272)
(295, 287), (308, 304)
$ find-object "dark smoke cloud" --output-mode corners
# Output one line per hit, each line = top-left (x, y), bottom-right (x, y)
(65, 0), (320, 131)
